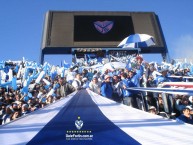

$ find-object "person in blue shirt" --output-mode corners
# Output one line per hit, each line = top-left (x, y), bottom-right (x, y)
(128, 69), (142, 87)
(176, 106), (193, 125)
(120, 73), (135, 107)
(127, 69), (143, 109)
(100, 75), (113, 99)
(82, 69), (93, 81)
(154, 68), (172, 87)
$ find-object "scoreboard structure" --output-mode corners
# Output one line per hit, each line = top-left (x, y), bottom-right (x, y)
(40, 11), (169, 63)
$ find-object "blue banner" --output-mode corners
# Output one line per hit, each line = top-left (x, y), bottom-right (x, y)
(27, 90), (140, 145)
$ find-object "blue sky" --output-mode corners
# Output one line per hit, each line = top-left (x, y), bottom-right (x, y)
(0, 0), (193, 65)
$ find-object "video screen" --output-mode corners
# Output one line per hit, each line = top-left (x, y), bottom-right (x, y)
(74, 16), (134, 41)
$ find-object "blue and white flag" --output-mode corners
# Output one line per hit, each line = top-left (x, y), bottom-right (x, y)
(11, 76), (17, 90)
(1, 90), (193, 145)
(35, 71), (46, 84)
(125, 58), (132, 71)
(63, 60), (70, 69)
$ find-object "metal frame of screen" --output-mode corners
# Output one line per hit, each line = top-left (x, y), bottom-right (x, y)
(40, 11), (169, 64)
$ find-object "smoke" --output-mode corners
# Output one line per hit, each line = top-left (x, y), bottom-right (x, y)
(171, 34), (193, 60)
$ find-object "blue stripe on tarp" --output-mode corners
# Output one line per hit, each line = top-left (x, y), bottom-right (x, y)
(27, 89), (141, 145)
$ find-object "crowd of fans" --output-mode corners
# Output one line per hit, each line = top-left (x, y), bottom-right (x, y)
(0, 54), (193, 125)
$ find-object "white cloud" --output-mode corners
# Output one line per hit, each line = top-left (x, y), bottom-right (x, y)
(170, 34), (193, 61)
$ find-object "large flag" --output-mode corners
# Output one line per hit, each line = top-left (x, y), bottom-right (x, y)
(1, 90), (193, 145)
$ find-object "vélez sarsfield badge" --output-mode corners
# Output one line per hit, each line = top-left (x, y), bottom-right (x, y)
(94, 21), (114, 34)
(75, 116), (83, 130)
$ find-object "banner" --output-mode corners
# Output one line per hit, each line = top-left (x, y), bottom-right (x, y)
(1, 90), (193, 145)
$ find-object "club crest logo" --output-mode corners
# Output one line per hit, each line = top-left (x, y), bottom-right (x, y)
(75, 116), (83, 130)
(94, 21), (114, 34)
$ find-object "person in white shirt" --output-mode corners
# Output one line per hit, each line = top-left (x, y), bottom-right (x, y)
(2, 105), (13, 125)
(89, 76), (101, 95)
(66, 68), (76, 84)
(72, 73), (82, 91)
